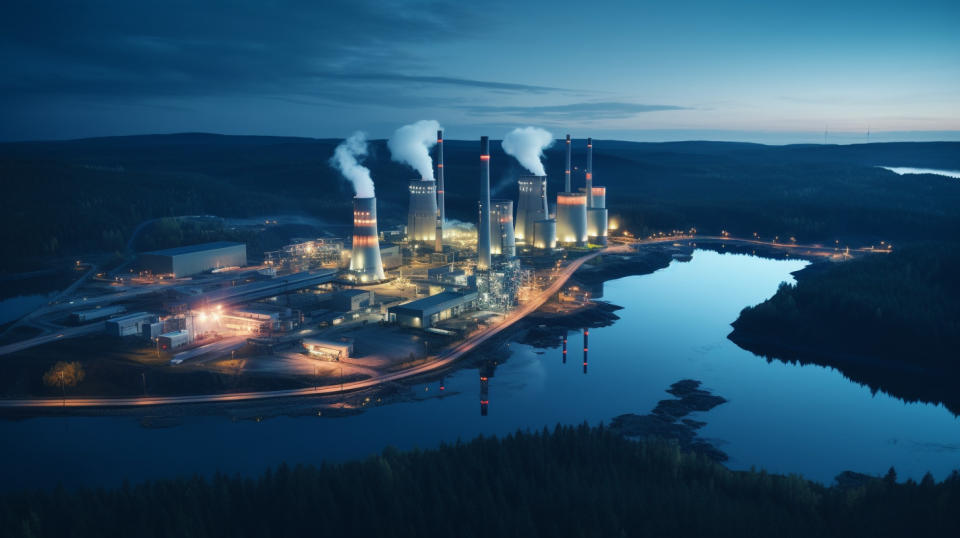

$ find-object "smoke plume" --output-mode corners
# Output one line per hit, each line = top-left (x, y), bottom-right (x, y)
(388, 120), (442, 181)
(330, 131), (375, 198)
(501, 126), (554, 176)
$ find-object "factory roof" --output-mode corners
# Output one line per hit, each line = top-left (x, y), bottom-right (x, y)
(106, 312), (154, 323)
(144, 241), (245, 256)
(339, 289), (371, 297)
(389, 291), (477, 315)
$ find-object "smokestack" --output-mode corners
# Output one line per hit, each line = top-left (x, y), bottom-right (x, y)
(435, 130), (444, 252)
(586, 137), (593, 208)
(477, 136), (492, 270)
(350, 196), (385, 282)
(564, 134), (571, 193)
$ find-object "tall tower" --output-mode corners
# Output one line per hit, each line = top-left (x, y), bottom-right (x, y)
(407, 179), (438, 242)
(434, 129), (445, 252)
(586, 137), (594, 209)
(350, 196), (385, 282)
(515, 175), (548, 244)
(477, 136), (492, 270)
(564, 133), (571, 193)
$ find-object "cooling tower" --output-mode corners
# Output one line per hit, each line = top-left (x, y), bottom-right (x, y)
(477, 136), (492, 270)
(590, 186), (606, 209)
(350, 196), (385, 282)
(564, 133), (572, 193)
(515, 175), (548, 244)
(587, 207), (608, 245)
(491, 199), (516, 257)
(407, 179), (438, 242)
(585, 137), (594, 208)
(556, 192), (587, 246)
(435, 130), (445, 252)
(532, 218), (557, 250)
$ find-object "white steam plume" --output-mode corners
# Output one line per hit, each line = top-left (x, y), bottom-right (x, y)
(501, 126), (554, 176)
(330, 131), (375, 198)
(388, 120), (441, 181)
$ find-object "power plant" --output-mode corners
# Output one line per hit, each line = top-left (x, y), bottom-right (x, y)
(515, 175), (548, 244)
(350, 196), (385, 282)
(407, 178), (438, 242)
(477, 136), (492, 270)
(532, 218), (557, 250)
(556, 192), (588, 245)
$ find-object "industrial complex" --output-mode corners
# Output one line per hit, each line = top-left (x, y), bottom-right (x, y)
(1, 128), (622, 413)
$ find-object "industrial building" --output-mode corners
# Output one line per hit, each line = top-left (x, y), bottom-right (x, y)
(350, 196), (385, 282)
(407, 179), (438, 242)
(584, 139), (609, 244)
(388, 291), (478, 329)
(106, 312), (158, 337)
(490, 199), (516, 257)
(303, 338), (353, 360)
(139, 241), (247, 277)
(380, 243), (402, 269)
(70, 305), (126, 324)
(158, 330), (190, 351)
(329, 289), (374, 312)
(556, 192), (588, 245)
(516, 175), (548, 244)
(532, 218), (558, 250)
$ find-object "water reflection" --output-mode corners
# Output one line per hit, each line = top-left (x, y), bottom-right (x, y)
(583, 328), (589, 374)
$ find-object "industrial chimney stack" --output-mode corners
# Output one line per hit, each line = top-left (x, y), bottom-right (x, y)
(477, 136), (492, 270)
(350, 196), (385, 282)
(434, 129), (445, 252)
(586, 137), (594, 208)
(564, 133), (571, 193)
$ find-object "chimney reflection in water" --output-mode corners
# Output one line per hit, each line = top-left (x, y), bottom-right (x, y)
(583, 328), (589, 374)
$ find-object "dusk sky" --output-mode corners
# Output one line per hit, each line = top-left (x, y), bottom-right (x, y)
(2, 0), (958, 143)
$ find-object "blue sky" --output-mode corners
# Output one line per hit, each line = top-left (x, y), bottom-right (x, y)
(1, 0), (957, 143)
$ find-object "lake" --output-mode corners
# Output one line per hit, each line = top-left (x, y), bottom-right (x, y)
(1, 249), (958, 491)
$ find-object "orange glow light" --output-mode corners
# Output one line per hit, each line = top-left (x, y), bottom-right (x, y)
(480, 154), (490, 160)
(586, 173), (592, 180)
(557, 195), (586, 205)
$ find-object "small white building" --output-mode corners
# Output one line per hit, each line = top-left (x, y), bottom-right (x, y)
(302, 338), (353, 361)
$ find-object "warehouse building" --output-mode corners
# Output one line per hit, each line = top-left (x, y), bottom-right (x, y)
(157, 330), (190, 351)
(330, 289), (375, 312)
(388, 291), (478, 329)
(302, 338), (354, 361)
(106, 312), (158, 337)
(139, 242), (247, 277)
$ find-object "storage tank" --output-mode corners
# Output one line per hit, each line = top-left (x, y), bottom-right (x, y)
(515, 175), (548, 244)
(587, 207), (608, 245)
(491, 199), (516, 257)
(556, 192), (587, 246)
(532, 218), (557, 250)
(407, 179), (438, 242)
(350, 196), (385, 282)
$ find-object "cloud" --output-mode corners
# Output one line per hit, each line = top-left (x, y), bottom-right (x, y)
(464, 102), (690, 119)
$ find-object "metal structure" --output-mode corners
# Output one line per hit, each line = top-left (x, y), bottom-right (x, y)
(491, 199), (516, 258)
(556, 192), (588, 246)
(477, 136), (492, 270)
(407, 179), (438, 242)
(515, 175), (548, 244)
(350, 196), (385, 282)
(435, 130), (445, 252)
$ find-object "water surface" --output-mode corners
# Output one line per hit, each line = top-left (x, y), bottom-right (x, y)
(2, 250), (958, 491)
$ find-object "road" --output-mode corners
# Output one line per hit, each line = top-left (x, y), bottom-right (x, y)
(0, 244), (626, 408)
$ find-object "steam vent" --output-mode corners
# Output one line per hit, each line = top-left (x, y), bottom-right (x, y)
(350, 196), (385, 282)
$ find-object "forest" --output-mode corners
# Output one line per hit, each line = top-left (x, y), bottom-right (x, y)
(2, 424), (958, 537)
(730, 242), (960, 413)
(1, 134), (959, 272)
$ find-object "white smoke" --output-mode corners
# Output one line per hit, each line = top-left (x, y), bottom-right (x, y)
(330, 131), (375, 198)
(388, 120), (442, 181)
(501, 126), (555, 176)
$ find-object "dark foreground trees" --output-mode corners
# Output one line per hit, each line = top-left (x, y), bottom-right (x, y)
(2, 424), (958, 537)
(730, 242), (960, 413)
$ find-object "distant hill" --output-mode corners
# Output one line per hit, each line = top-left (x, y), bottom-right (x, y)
(1, 134), (959, 272)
